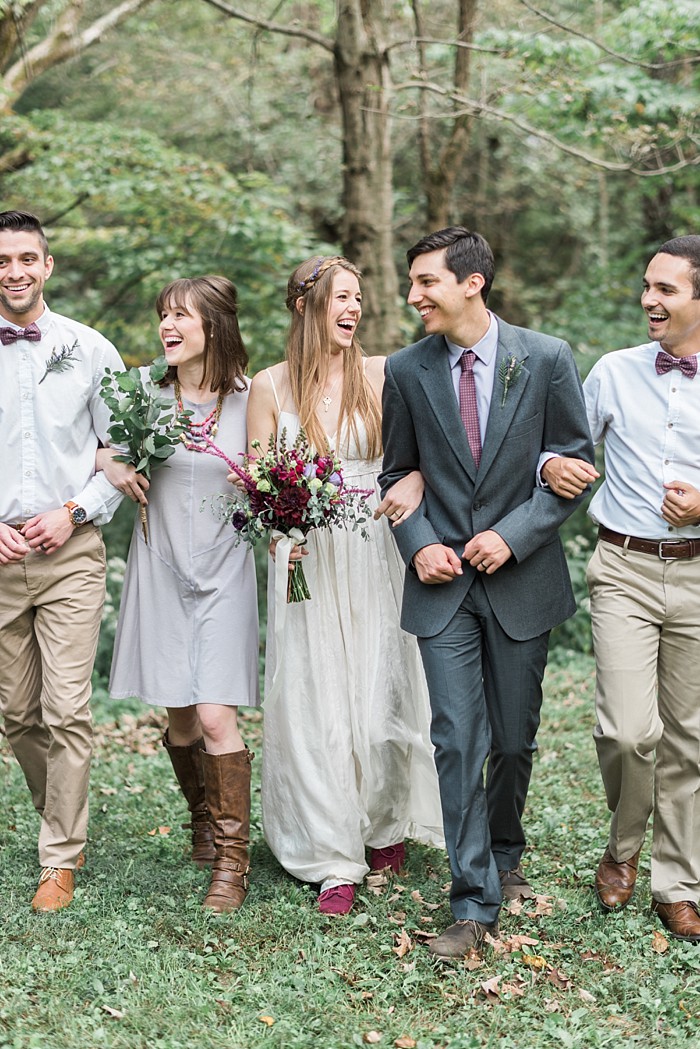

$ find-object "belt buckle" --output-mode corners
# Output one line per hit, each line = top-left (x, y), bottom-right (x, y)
(658, 540), (685, 560)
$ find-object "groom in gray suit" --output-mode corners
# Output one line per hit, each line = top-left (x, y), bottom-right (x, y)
(380, 227), (593, 959)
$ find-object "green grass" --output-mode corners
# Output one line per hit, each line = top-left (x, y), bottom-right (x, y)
(2, 656), (700, 1048)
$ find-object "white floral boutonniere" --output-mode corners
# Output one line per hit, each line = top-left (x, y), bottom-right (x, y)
(39, 339), (80, 384)
(498, 354), (523, 407)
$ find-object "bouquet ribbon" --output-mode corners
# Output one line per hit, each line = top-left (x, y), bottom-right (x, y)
(265, 527), (306, 709)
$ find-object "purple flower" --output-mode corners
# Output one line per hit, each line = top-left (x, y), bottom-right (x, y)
(231, 511), (247, 531)
(328, 472), (342, 486)
(303, 463), (317, 479)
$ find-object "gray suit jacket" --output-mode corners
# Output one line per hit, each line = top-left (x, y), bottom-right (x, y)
(380, 318), (594, 640)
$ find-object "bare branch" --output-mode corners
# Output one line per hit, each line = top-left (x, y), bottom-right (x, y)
(199, 0), (333, 52)
(386, 35), (506, 56)
(519, 0), (700, 71)
(3, 0), (158, 105)
(395, 79), (700, 176)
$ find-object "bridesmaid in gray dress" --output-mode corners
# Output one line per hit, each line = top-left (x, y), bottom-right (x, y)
(100, 276), (259, 914)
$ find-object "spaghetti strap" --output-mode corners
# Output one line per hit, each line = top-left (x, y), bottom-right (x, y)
(267, 369), (282, 412)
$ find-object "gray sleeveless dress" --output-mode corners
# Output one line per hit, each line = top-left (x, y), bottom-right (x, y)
(109, 379), (260, 709)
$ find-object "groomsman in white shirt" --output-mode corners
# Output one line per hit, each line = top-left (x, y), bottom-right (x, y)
(543, 235), (700, 941)
(0, 210), (124, 911)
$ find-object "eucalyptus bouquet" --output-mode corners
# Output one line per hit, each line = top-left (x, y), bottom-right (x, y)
(216, 429), (373, 602)
(99, 356), (189, 543)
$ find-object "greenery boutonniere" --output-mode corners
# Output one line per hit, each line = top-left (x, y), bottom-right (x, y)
(38, 339), (80, 384)
(498, 354), (523, 407)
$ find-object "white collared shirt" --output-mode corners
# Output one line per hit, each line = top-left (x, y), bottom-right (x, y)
(446, 312), (499, 445)
(586, 341), (700, 540)
(0, 305), (125, 524)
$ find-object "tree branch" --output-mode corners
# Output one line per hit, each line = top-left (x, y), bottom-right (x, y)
(386, 35), (505, 56)
(394, 79), (700, 176)
(3, 0), (158, 105)
(519, 0), (700, 71)
(198, 0), (334, 52)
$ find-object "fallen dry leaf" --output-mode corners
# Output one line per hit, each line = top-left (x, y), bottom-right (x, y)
(464, 950), (484, 971)
(363, 1032), (382, 1044)
(579, 989), (596, 1003)
(500, 979), (526, 998)
(388, 911), (407, 924)
(411, 928), (437, 941)
(651, 929), (669, 954)
(366, 871), (389, 895)
(411, 890), (425, 903)
(147, 826), (171, 837)
(480, 975), (502, 999)
(395, 1037), (416, 1048)
(101, 1005), (124, 1019)
(521, 953), (547, 971)
(99, 786), (118, 795)
(547, 968), (572, 991)
(544, 998), (561, 1013)
(258, 1016), (275, 1026)
(503, 934), (540, 952)
(393, 930), (414, 958)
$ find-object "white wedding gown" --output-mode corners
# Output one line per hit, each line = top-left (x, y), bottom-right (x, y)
(262, 376), (444, 886)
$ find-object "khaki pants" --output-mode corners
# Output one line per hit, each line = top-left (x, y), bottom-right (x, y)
(0, 526), (106, 868)
(588, 539), (700, 902)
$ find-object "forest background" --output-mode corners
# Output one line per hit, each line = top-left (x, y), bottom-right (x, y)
(1, 2), (699, 1048)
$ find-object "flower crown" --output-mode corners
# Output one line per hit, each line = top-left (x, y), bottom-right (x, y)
(286, 256), (348, 311)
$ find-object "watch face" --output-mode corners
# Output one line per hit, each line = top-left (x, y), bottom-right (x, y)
(71, 506), (88, 526)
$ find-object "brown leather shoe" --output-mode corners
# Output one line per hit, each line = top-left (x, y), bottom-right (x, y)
(652, 900), (700, 942)
(595, 846), (642, 911)
(427, 919), (498, 960)
(31, 867), (75, 912)
(499, 865), (535, 901)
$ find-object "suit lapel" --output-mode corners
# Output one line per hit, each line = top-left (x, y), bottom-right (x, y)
(476, 323), (530, 485)
(417, 336), (478, 482)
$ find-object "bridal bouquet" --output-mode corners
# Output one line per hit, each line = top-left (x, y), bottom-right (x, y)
(100, 356), (189, 543)
(217, 429), (373, 601)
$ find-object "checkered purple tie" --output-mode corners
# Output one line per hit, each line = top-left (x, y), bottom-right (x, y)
(459, 350), (481, 468)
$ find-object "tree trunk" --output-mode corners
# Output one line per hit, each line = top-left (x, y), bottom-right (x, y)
(414, 0), (479, 231)
(334, 0), (400, 356)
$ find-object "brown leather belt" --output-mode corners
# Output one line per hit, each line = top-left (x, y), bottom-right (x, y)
(598, 525), (700, 560)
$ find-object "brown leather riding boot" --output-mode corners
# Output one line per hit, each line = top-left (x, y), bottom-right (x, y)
(202, 748), (253, 913)
(162, 732), (215, 867)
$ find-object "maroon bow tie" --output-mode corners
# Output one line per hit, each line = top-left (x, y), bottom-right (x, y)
(655, 350), (697, 379)
(0, 322), (42, 345)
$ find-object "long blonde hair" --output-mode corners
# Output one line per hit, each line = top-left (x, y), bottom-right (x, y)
(285, 256), (382, 458)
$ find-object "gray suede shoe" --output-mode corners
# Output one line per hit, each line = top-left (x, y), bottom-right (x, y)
(427, 919), (498, 960)
(499, 864), (535, 901)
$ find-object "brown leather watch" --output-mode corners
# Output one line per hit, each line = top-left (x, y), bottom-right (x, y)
(64, 501), (88, 527)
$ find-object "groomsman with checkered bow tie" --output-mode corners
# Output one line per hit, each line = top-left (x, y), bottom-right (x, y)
(542, 235), (700, 942)
(0, 211), (124, 912)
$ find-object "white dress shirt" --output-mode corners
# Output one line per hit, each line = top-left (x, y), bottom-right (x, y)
(446, 312), (499, 445)
(585, 342), (700, 540)
(0, 305), (125, 525)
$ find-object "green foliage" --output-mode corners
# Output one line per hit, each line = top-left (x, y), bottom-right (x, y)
(100, 356), (186, 478)
(0, 110), (314, 372)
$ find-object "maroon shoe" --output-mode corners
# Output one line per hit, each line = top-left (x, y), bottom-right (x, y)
(318, 884), (355, 915)
(370, 842), (405, 874)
